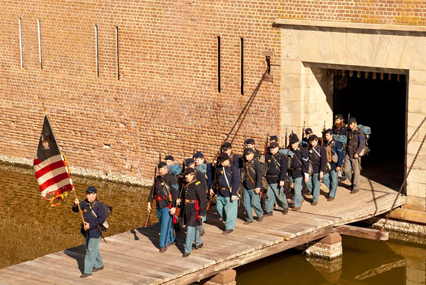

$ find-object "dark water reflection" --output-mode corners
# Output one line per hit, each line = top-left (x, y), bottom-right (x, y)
(236, 236), (426, 285)
(0, 162), (151, 269)
(1, 163), (425, 285)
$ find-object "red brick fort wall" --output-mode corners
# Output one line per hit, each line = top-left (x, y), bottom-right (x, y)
(0, 1), (425, 182)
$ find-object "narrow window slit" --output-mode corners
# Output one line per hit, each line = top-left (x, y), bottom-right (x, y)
(115, 27), (120, 80)
(95, 25), (99, 77)
(37, 19), (42, 70)
(240, 38), (244, 95)
(218, 36), (221, 93)
(19, 17), (23, 69)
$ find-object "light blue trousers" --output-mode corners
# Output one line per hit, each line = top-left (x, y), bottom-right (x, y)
(265, 183), (288, 213)
(84, 236), (103, 274)
(157, 206), (175, 248)
(184, 226), (202, 254)
(323, 170), (338, 198)
(216, 195), (238, 230)
(243, 188), (263, 222)
(306, 173), (321, 203)
(290, 177), (304, 207)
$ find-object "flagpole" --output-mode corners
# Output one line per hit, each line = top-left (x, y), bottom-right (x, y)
(63, 152), (85, 224)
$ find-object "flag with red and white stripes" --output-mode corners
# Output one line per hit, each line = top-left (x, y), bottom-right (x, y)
(34, 115), (73, 206)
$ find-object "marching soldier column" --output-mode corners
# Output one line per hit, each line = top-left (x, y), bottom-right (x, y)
(144, 114), (370, 259)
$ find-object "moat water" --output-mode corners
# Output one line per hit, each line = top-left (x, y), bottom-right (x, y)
(0, 162), (425, 285)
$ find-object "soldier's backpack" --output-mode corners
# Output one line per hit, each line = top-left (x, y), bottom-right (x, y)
(90, 200), (113, 232)
(326, 141), (338, 164)
(333, 134), (347, 145)
(356, 124), (371, 157)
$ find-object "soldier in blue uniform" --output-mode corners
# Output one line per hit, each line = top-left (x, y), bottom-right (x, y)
(323, 129), (344, 201)
(288, 134), (309, 211)
(301, 128), (313, 148)
(221, 142), (242, 169)
(72, 186), (106, 278)
(165, 155), (183, 176)
(332, 114), (348, 135)
(244, 138), (263, 161)
(344, 117), (366, 193)
(184, 157), (208, 236)
(306, 135), (327, 205)
(210, 153), (239, 234)
(147, 162), (179, 252)
(265, 142), (289, 215)
(180, 167), (207, 257)
(242, 148), (264, 224)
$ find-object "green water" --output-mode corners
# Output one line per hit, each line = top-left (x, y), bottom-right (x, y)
(0, 162), (151, 269)
(1, 162), (425, 285)
(236, 236), (426, 285)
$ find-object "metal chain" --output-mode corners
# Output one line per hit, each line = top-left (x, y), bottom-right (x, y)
(380, 122), (426, 232)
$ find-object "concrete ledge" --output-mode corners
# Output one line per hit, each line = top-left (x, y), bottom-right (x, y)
(275, 19), (426, 33)
(390, 208), (426, 225)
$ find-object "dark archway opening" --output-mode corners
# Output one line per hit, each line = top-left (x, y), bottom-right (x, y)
(333, 71), (407, 190)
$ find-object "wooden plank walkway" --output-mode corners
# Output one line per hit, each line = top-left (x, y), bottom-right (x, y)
(0, 176), (405, 285)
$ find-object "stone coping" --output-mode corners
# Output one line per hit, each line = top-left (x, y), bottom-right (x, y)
(275, 19), (426, 33)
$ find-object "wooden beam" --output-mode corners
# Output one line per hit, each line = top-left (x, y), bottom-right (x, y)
(389, 208), (426, 225)
(336, 225), (389, 241)
(162, 226), (334, 285)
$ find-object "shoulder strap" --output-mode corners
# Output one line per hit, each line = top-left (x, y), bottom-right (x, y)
(293, 150), (302, 166)
(313, 147), (321, 158)
(223, 166), (231, 190)
(161, 177), (172, 204)
(245, 162), (256, 186)
(271, 154), (281, 168)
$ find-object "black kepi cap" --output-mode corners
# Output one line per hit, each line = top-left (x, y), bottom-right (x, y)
(269, 142), (279, 148)
(309, 134), (319, 141)
(245, 138), (255, 145)
(305, 128), (313, 135)
(217, 153), (229, 163)
(193, 152), (204, 159)
(324, 128), (333, 135)
(289, 134), (299, 144)
(158, 161), (167, 169)
(185, 167), (195, 175)
(348, 117), (357, 124)
(269, 135), (278, 141)
(335, 114), (343, 120)
(184, 158), (195, 167)
(86, 186), (97, 194)
(165, 155), (174, 161)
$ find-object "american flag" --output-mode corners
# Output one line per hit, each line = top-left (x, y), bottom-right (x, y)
(34, 114), (74, 206)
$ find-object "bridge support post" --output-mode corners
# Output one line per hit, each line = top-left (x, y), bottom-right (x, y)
(205, 269), (237, 285)
(304, 232), (342, 259)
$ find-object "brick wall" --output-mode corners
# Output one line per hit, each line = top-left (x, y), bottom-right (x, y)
(0, 1), (425, 183)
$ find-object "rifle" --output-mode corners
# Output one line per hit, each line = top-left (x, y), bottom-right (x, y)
(321, 121), (326, 146)
(302, 121), (305, 140)
(285, 128), (288, 148)
(264, 133), (269, 156)
(206, 150), (220, 210)
(260, 134), (269, 200)
(144, 153), (161, 228)
(208, 70), (269, 209)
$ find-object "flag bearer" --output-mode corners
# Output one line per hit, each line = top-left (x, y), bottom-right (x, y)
(181, 168), (207, 257)
(72, 186), (106, 278)
(147, 162), (179, 252)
